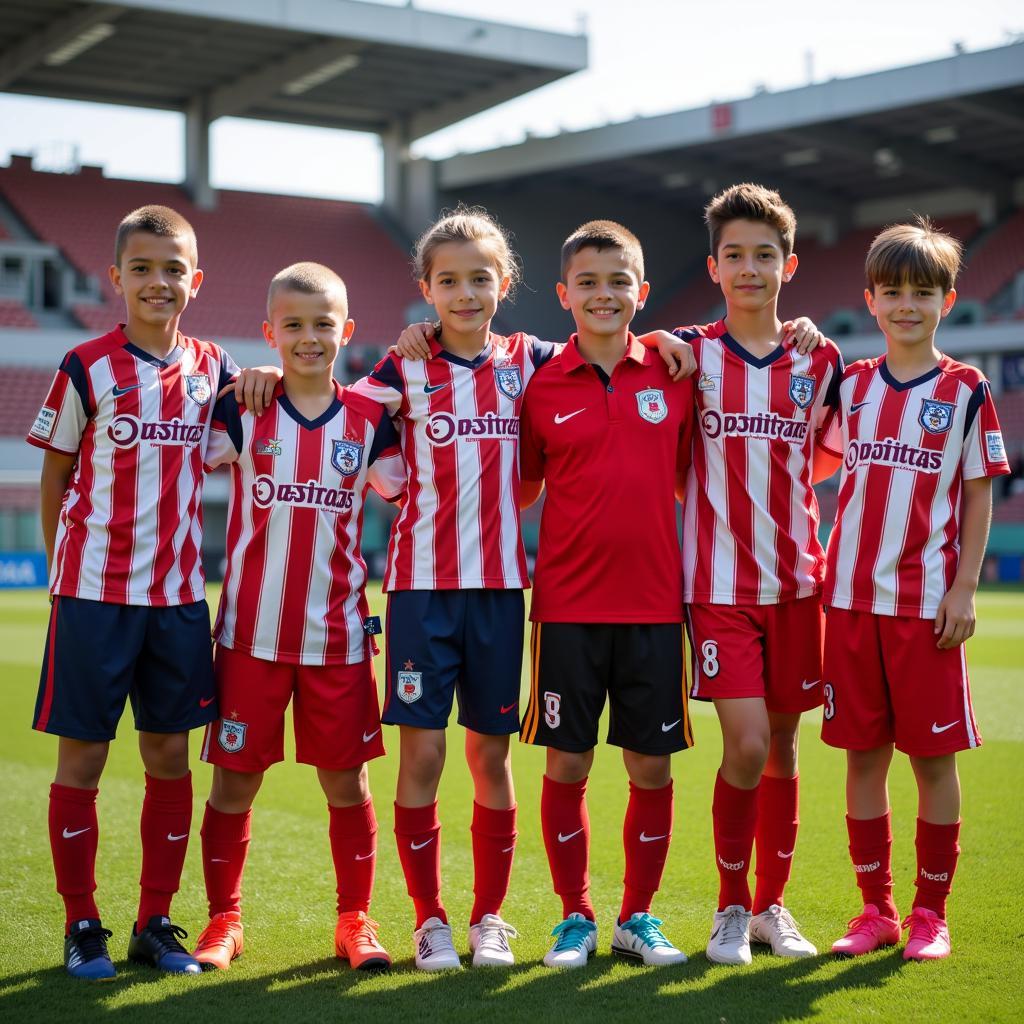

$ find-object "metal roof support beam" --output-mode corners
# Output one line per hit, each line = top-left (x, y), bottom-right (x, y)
(0, 4), (125, 89)
(185, 93), (215, 211)
(948, 94), (1024, 131)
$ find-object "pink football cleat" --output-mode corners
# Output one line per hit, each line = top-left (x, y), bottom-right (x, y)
(831, 904), (900, 956)
(902, 907), (951, 961)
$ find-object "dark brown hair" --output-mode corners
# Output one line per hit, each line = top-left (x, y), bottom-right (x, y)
(560, 220), (645, 281)
(704, 183), (797, 257)
(114, 205), (198, 267)
(266, 262), (347, 318)
(865, 215), (963, 293)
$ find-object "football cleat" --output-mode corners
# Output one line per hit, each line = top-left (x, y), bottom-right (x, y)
(335, 911), (391, 970)
(612, 912), (688, 966)
(193, 911), (244, 971)
(706, 905), (752, 966)
(902, 907), (951, 961)
(468, 913), (518, 967)
(64, 918), (116, 980)
(830, 904), (901, 957)
(543, 912), (597, 969)
(749, 904), (817, 957)
(413, 916), (461, 971)
(128, 915), (202, 974)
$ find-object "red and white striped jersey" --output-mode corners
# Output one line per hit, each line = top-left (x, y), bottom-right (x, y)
(206, 382), (405, 665)
(349, 333), (557, 591)
(27, 325), (238, 606)
(676, 320), (843, 605)
(821, 354), (1009, 619)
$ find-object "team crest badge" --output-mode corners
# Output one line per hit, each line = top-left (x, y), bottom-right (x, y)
(218, 719), (247, 753)
(331, 439), (364, 476)
(698, 373), (720, 392)
(636, 388), (667, 424)
(184, 373), (212, 406)
(494, 364), (523, 400)
(919, 398), (955, 435)
(789, 374), (816, 410)
(256, 438), (282, 456)
(397, 670), (423, 704)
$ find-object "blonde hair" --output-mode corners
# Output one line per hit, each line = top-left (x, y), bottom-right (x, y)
(865, 216), (963, 293)
(266, 262), (347, 318)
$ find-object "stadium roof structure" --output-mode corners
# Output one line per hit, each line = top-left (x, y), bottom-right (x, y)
(0, 0), (587, 210)
(436, 41), (1024, 227)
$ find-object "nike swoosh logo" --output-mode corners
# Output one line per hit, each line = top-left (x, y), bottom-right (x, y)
(500, 703), (517, 714)
(211, 858), (229, 863)
(362, 729), (380, 742)
(778, 849), (795, 859)
(167, 833), (188, 842)
(931, 720), (959, 734)
(62, 827), (89, 839)
(501, 845), (516, 853)
(410, 838), (434, 851)
(554, 409), (585, 424)
(661, 719), (681, 732)
(558, 828), (584, 843)
(801, 679), (821, 690)
(354, 852), (375, 861)
(424, 382), (449, 394)
(112, 383), (144, 397)
(639, 832), (668, 843)
(850, 401), (870, 414)
(199, 696), (216, 707)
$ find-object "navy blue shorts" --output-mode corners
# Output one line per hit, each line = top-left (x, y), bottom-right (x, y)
(382, 589), (524, 734)
(33, 596), (217, 741)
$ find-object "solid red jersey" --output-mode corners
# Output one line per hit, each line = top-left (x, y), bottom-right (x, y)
(206, 382), (405, 665)
(676, 321), (842, 605)
(821, 354), (1009, 619)
(349, 333), (557, 591)
(27, 325), (238, 606)
(520, 334), (694, 623)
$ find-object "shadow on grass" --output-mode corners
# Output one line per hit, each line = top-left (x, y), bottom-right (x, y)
(0, 947), (909, 1024)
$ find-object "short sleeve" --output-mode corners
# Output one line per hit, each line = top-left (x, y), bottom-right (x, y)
(675, 377), (695, 477)
(26, 352), (91, 454)
(216, 346), (242, 393)
(519, 388), (545, 483)
(962, 381), (1010, 480)
(527, 336), (562, 369)
(366, 412), (407, 501)
(205, 393), (244, 469)
(348, 359), (405, 418)
(816, 351), (846, 452)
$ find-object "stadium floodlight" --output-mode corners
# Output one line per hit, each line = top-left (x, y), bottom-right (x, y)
(282, 55), (361, 96)
(44, 23), (116, 66)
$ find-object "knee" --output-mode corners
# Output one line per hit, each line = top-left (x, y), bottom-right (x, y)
(767, 729), (799, 774)
(910, 754), (958, 788)
(623, 752), (671, 789)
(321, 765), (370, 807)
(547, 748), (593, 784)
(56, 742), (108, 789)
(402, 738), (445, 785)
(467, 740), (510, 784)
(139, 731), (190, 778)
(210, 767), (262, 813)
(727, 733), (770, 778)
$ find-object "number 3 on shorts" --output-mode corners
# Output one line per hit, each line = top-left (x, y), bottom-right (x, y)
(700, 639), (720, 678)
(823, 682), (836, 720)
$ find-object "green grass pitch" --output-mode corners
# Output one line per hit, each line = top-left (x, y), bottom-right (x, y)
(1, 587), (1022, 1023)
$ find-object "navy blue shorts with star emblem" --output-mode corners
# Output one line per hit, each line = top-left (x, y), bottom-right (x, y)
(33, 596), (217, 741)
(382, 589), (524, 734)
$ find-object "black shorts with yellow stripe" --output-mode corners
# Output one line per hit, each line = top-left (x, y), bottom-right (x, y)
(520, 622), (693, 755)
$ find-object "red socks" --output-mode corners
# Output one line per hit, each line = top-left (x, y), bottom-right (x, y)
(201, 803), (252, 917)
(712, 773), (758, 911)
(913, 818), (960, 917)
(330, 799), (378, 914)
(49, 783), (100, 930)
(470, 802), (517, 925)
(620, 781), (673, 921)
(137, 772), (193, 930)
(541, 775), (594, 920)
(753, 774), (799, 915)
(847, 812), (897, 920)
(394, 801), (446, 927)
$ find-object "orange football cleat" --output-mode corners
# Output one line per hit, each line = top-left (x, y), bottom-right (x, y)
(335, 911), (391, 970)
(193, 911), (244, 971)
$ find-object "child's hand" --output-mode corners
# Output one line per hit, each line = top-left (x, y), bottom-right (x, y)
(934, 581), (976, 649)
(645, 330), (696, 381)
(231, 365), (282, 415)
(392, 322), (436, 361)
(783, 317), (825, 354)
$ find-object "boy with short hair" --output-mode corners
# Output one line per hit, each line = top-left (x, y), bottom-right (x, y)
(675, 183), (842, 965)
(519, 220), (695, 968)
(28, 205), (238, 978)
(818, 218), (1007, 960)
(192, 262), (404, 972)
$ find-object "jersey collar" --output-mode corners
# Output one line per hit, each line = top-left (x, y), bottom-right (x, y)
(430, 334), (494, 369)
(117, 324), (185, 368)
(878, 355), (946, 392)
(276, 379), (344, 430)
(721, 330), (787, 369)
(561, 333), (648, 374)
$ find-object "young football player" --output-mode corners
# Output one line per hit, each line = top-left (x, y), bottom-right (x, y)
(27, 205), (275, 979)
(675, 184), (842, 966)
(519, 221), (694, 969)
(817, 218), (1008, 961)
(191, 263), (404, 972)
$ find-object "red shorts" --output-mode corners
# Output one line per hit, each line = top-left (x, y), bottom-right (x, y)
(821, 607), (981, 756)
(201, 646), (386, 772)
(686, 596), (824, 713)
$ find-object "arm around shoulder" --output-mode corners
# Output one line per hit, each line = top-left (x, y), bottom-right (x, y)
(40, 450), (76, 573)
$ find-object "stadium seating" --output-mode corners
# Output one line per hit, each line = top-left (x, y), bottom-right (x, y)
(956, 209), (1024, 306)
(0, 299), (37, 328)
(0, 366), (54, 435)
(0, 158), (418, 344)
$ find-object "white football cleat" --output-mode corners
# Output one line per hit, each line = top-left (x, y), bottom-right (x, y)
(706, 905), (752, 966)
(413, 917), (461, 971)
(543, 912), (597, 968)
(468, 914), (518, 967)
(612, 912), (688, 966)
(749, 904), (817, 957)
